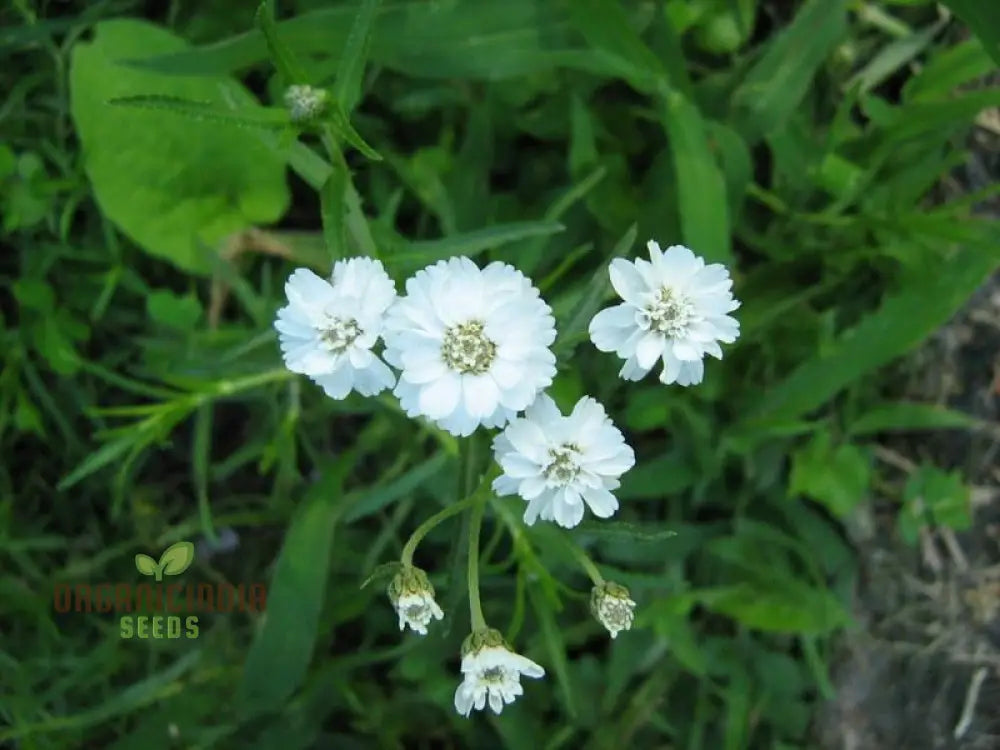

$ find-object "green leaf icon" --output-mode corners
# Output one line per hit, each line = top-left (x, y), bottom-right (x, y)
(159, 541), (195, 577)
(135, 553), (157, 576)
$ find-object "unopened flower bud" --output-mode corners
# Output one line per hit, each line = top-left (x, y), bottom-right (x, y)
(591, 581), (636, 639)
(387, 565), (443, 636)
(283, 84), (329, 123)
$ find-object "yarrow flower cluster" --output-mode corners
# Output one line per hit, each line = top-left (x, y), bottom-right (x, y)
(273, 241), (740, 717)
(589, 241), (740, 386)
(492, 394), (635, 529)
(384, 257), (557, 437)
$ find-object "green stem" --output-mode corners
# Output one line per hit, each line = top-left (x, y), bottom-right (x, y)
(320, 128), (379, 259)
(467, 491), (487, 631)
(400, 496), (477, 566)
(564, 539), (604, 586)
(461, 435), (487, 631)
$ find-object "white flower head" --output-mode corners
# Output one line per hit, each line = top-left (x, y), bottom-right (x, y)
(275, 258), (397, 399)
(387, 565), (444, 636)
(588, 241), (740, 386)
(284, 84), (329, 123)
(384, 257), (557, 436)
(492, 394), (635, 529)
(591, 581), (636, 639)
(454, 628), (545, 717)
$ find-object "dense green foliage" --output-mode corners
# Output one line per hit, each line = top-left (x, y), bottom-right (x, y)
(2, 0), (999, 747)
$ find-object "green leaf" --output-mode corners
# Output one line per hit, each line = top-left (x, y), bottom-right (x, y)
(58, 434), (136, 491)
(238, 460), (348, 714)
(789, 432), (870, 517)
(553, 223), (636, 359)
(126, 2), (578, 81)
(731, 0), (848, 142)
(662, 91), (732, 263)
(941, 0), (1000, 67)
(334, 0), (382, 112)
(573, 520), (679, 542)
(134, 553), (157, 576)
(319, 169), (348, 262)
(108, 95), (290, 129)
(527, 583), (577, 718)
(146, 289), (202, 329)
(900, 465), (972, 544)
(848, 401), (982, 436)
(846, 17), (946, 95)
(255, 0), (309, 84)
(904, 38), (996, 102)
(387, 221), (565, 267)
(745, 245), (1000, 424)
(70, 19), (290, 274)
(694, 582), (850, 635)
(159, 541), (195, 576)
(342, 452), (450, 523)
(567, 0), (667, 93)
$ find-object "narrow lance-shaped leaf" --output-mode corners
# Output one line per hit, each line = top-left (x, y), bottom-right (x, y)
(237, 458), (350, 715)
(941, 0), (1000, 67)
(661, 91), (732, 264)
(108, 95), (291, 130)
(255, 0), (309, 84)
(731, 0), (848, 142)
(743, 244), (1000, 425)
(554, 223), (637, 358)
(334, 0), (382, 112)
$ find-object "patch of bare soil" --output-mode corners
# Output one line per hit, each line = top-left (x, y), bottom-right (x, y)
(815, 124), (1000, 750)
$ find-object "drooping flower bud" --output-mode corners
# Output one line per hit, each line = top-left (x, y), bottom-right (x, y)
(590, 581), (636, 639)
(386, 564), (443, 636)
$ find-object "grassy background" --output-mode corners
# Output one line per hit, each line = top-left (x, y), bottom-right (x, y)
(2, 0), (999, 747)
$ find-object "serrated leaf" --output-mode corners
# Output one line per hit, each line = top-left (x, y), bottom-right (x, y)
(134, 553), (157, 576)
(334, 0), (381, 112)
(848, 401), (982, 436)
(108, 95), (290, 130)
(159, 541), (195, 576)
(694, 582), (849, 635)
(789, 433), (870, 518)
(255, 0), (309, 84)
(360, 561), (402, 590)
(573, 520), (679, 542)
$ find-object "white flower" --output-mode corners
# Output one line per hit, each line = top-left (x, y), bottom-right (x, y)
(591, 582), (636, 639)
(454, 636), (545, 717)
(492, 394), (635, 529)
(284, 84), (329, 122)
(387, 565), (443, 636)
(384, 257), (557, 436)
(588, 241), (740, 386)
(275, 258), (397, 399)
